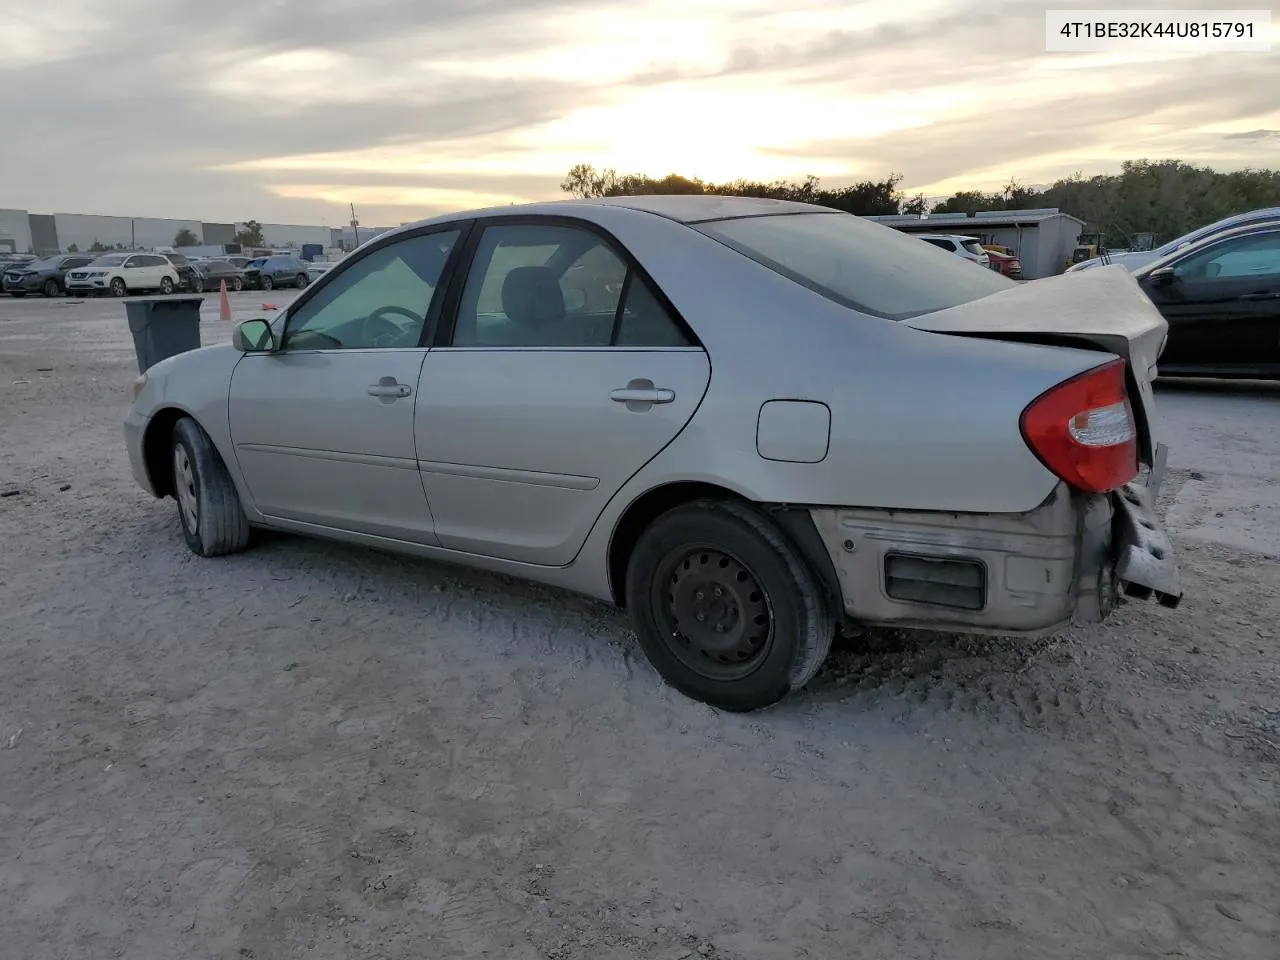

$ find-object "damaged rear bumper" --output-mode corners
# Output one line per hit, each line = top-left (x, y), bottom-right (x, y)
(809, 467), (1181, 636)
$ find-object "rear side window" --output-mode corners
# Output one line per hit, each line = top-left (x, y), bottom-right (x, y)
(920, 237), (954, 251)
(961, 240), (986, 256)
(696, 212), (1013, 320)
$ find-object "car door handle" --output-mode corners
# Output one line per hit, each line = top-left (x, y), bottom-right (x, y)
(611, 386), (675, 404)
(1239, 291), (1280, 301)
(367, 377), (412, 402)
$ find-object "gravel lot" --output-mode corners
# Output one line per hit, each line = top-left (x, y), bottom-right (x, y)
(2, 293), (1278, 960)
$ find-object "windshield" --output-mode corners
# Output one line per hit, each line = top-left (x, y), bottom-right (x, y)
(91, 255), (128, 266)
(25, 257), (59, 269)
(695, 212), (1013, 320)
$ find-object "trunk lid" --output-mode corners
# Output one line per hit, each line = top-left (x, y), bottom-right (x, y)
(903, 266), (1167, 464)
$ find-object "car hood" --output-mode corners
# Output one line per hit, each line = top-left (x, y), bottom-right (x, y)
(902, 265), (1168, 463)
(1071, 250), (1157, 273)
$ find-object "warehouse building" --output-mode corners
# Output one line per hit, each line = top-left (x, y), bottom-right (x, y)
(0, 209), (397, 257)
(866, 208), (1086, 279)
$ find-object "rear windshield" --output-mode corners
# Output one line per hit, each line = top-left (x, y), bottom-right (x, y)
(960, 239), (986, 256)
(695, 213), (1013, 320)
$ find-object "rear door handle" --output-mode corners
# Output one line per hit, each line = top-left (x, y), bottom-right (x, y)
(368, 376), (412, 402)
(1239, 291), (1280, 301)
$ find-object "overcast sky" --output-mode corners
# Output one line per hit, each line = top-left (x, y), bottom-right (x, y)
(2, 0), (1277, 226)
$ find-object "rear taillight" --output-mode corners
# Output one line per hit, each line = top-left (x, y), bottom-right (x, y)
(1020, 358), (1138, 494)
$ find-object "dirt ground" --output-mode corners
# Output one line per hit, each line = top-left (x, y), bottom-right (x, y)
(2, 293), (1278, 960)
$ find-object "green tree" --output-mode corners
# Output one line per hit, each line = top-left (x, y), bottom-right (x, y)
(90, 240), (110, 252)
(234, 220), (265, 246)
(66, 243), (79, 252)
(900, 193), (930, 215)
(173, 228), (200, 247)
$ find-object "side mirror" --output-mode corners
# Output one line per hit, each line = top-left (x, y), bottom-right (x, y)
(232, 318), (277, 352)
(1147, 267), (1177, 287)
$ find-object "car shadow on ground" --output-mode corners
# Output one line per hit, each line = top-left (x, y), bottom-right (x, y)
(241, 525), (1053, 716)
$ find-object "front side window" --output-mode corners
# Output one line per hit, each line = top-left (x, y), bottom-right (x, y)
(282, 230), (459, 351)
(451, 222), (692, 348)
(1172, 231), (1280, 281)
(697, 212), (1013, 321)
(92, 255), (128, 267)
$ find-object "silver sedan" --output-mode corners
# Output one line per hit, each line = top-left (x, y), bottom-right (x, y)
(124, 196), (1182, 711)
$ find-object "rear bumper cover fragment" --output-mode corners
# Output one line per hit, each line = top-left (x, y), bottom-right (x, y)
(1112, 475), (1182, 608)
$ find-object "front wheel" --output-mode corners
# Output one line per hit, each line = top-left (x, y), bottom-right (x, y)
(43, 279), (61, 297)
(296, 273), (309, 288)
(159, 276), (175, 295)
(110, 277), (127, 297)
(231, 276), (243, 292)
(171, 417), (251, 557)
(625, 499), (834, 712)
(261, 275), (274, 291)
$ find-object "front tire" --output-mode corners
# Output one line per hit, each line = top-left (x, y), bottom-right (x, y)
(159, 276), (175, 295)
(296, 273), (309, 288)
(231, 276), (243, 292)
(171, 417), (251, 557)
(261, 275), (274, 291)
(43, 279), (61, 297)
(110, 277), (127, 297)
(625, 499), (834, 712)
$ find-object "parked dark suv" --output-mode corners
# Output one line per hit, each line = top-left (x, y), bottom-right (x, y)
(2, 254), (95, 297)
(243, 255), (311, 290)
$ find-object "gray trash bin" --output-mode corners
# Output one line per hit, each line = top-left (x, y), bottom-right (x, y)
(125, 297), (204, 373)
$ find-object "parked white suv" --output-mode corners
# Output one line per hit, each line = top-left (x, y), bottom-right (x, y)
(916, 234), (991, 268)
(65, 253), (180, 297)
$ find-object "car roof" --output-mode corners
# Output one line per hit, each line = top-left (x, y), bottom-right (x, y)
(916, 233), (978, 242)
(1133, 218), (1280, 276)
(388, 195), (834, 238)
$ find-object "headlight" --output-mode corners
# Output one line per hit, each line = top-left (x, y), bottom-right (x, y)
(132, 373), (148, 398)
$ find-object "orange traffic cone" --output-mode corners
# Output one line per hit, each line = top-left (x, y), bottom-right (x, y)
(219, 279), (232, 322)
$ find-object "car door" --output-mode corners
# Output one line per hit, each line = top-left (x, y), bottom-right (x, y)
(415, 218), (710, 566)
(1146, 227), (1280, 369)
(227, 227), (463, 542)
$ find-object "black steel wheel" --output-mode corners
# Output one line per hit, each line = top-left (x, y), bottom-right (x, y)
(295, 273), (309, 288)
(654, 546), (774, 682)
(625, 499), (834, 712)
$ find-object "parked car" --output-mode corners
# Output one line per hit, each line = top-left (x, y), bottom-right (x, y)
(124, 195), (1180, 711)
(1069, 206), (1280, 274)
(159, 252), (203, 292)
(985, 249), (1023, 279)
(66, 253), (180, 296)
(1130, 218), (1280, 379)
(305, 260), (338, 283)
(916, 233), (990, 268)
(243, 255), (310, 290)
(191, 259), (247, 292)
(2, 253), (95, 297)
(217, 256), (253, 270)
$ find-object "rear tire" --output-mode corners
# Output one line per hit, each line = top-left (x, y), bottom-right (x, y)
(231, 276), (243, 292)
(171, 417), (252, 557)
(625, 499), (834, 712)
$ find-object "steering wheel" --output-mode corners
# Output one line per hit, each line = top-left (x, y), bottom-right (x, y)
(360, 304), (423, 348)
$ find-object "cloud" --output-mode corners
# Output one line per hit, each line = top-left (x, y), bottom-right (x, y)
(0, 0), (1277, 225)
